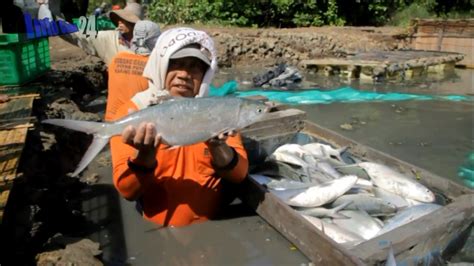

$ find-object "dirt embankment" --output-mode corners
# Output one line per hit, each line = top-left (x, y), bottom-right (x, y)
(52, 25), (411, 69)
(202, 26), (410, 67)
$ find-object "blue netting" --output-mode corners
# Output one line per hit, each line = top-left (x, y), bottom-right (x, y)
(458, 152), (474, 188)
(209, 81), (471, 104)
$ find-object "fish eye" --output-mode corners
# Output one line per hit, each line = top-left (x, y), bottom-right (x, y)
(257, 108), (262, 113)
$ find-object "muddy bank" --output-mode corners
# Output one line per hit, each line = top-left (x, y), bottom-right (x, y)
(201, 26), (410, 67)
(0, 38), (108, 264)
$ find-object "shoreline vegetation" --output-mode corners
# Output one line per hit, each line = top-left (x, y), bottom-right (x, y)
(119, 0), (474, 28)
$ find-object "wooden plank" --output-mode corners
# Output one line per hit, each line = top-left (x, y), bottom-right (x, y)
(412, 36), (473, 66)
(412, 19), (474, 37)
(242, 108), (306, 137)
(414, 33), (474, 39)
(302, 121), (473, 198)
(238, 177), (364, 265)
(0, 127), (29, 185)
(0, 123), (34, 130)
(8, 93), (40, 100)
(350, 194), (474, 265)
(301, 58), (382, 68)
(0, 189), (10, 209)
(0, 116), (36, 124)
(0, 97), (35, 121)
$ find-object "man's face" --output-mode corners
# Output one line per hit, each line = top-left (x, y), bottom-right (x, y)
(165, 57), (208, 97)
(117, 19), (134, 35)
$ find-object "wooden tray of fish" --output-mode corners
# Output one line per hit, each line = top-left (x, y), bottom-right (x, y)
(239, 108), (474, 265)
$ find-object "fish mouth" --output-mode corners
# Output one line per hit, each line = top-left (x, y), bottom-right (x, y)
(263, 101), (276, 113)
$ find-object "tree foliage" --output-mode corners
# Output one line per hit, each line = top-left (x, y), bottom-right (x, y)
(145, 0), (472, 27)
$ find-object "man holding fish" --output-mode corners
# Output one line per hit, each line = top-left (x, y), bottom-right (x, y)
(43, 27), (268, 227)
(110, 27), (252, 226)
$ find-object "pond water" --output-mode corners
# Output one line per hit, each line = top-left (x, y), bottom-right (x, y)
(215, 67), (474, 188)
(83, 67), (473, 265)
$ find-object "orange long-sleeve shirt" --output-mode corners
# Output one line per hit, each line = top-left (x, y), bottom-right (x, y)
(105, 51), (149, 121)
(110, 101), (249, 227)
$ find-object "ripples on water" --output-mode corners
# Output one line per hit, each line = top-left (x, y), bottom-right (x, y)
(216, 67), (474, 187)
(217, 67), (474, 262)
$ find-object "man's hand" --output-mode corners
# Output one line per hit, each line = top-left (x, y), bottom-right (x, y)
(206, 129), (237, 147)
(206, 129), (237, 169)
(122, 122), (161, 168)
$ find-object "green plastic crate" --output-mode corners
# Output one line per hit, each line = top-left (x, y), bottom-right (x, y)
(0, 34), (51, 86)
(97, 17), (116, 30)
(73, 16), (116, 31)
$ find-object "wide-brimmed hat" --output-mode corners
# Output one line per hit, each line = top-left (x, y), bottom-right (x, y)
(170, 44), (211, 66)
(109, 9), (139, 26)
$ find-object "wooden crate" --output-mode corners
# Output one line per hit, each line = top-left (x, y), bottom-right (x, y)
(0, 94), (37, 222)
(240, 108), (474, 265)
(410, 19), (474, 68)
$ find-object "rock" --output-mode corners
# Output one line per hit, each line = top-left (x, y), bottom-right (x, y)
(81, 173), (100, 184)
(340, 123), (353, 130)
(36, 238), (102, 266)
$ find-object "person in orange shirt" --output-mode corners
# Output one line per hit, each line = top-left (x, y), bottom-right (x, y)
(105, 20), (160, 121)
(110, 27), (249, 227)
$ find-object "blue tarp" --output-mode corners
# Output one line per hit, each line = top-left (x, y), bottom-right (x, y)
(458, 152), (474, 188)
(209, 80), (471, 104)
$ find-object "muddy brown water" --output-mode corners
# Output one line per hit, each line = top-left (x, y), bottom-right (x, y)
(80, 150), (310, 265)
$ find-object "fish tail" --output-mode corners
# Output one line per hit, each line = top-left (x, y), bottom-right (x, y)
(42, 119), (111, 177)
(331, 146), (349, 162)
(338, 146), (349, 155)
(330, 201), (352, 219)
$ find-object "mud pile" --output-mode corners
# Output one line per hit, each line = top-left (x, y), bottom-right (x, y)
(0, 55), (107, 265)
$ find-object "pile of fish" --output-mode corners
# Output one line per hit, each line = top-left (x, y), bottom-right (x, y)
(250, 142), (443, 247)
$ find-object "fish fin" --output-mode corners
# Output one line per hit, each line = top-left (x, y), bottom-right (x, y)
(331, 212), (350, 219)
(70, 135), (109, 177)
(335, 164), (370, 180)
(328, 146), (346, 162)
(385, 243), (397, 266)
(338, 146), (349, 155)
(249, 174), (272, 186)
(214, 127), (234, 138)
(148, 95), (181, 106)
(42, 119), (105, 135)
(320, 146), (328, 158)
(330, 200), (352, 219)
(42, 119), (111, 177)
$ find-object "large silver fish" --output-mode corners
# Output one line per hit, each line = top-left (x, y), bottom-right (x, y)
(302, 215), (364, 245)
(302, 142), (349, 165)
(273, 175), (358, 207)
(296, 201), (352, 219)
(330, 194), (398, 215)
(332, 210), (383, 240)
(341, 162), (436, 203)
(249, 174), (318, 190)
(377, 203), (442, 236)
(372, 187), (409, 209)
(43, 97), (268, 176)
